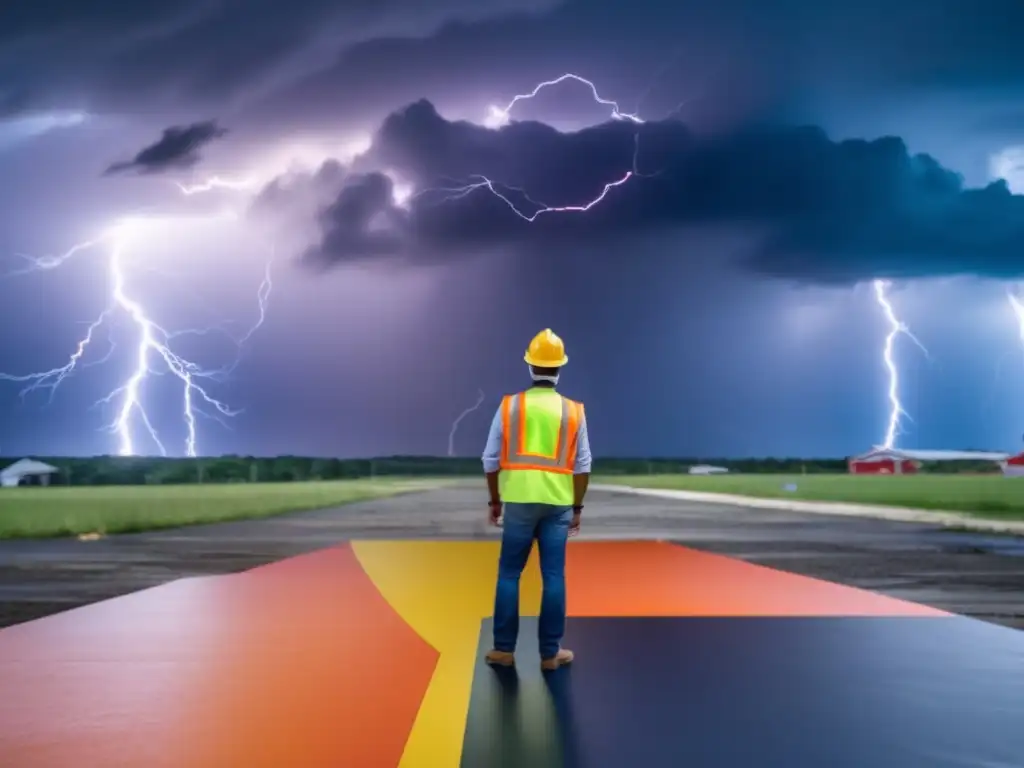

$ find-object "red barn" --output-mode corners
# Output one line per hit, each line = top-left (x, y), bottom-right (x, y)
(849, 448), (1010, 475)
(848, 449), (919, 475)
(1002, 452), (1024, 476)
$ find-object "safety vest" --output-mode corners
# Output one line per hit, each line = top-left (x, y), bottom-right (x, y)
(499, 387), (583, 506)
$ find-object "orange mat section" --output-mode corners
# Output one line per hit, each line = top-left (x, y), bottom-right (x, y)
(565, 541), (946, 616)
(0, 544), (438, 768)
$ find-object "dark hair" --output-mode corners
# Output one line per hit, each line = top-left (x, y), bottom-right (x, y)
(529, 365), (560, 377)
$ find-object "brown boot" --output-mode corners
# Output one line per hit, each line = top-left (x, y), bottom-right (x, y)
(485, 650), (516, 667)
(540, 648), (574, 670)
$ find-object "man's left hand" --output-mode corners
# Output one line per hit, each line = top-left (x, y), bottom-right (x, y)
(488, 501), (502, 526)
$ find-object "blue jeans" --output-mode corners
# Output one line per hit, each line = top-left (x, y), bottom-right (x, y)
(492, 502), (572, 660)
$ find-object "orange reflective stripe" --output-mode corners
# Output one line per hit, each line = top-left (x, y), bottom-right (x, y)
(508, 463), (574, 474)
(516, 393), (527, 457)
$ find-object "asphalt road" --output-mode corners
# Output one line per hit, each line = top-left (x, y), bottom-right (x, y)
(1, 485), (1022, 630)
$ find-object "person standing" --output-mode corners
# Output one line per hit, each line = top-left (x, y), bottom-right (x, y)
(480, 329), (592, 670)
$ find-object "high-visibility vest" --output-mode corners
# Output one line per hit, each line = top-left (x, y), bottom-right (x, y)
(498, 387), (584, 506)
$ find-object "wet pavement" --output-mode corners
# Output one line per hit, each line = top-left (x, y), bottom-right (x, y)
(1, 484), (1022, 629)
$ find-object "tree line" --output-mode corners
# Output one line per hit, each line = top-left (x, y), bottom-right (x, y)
(0, 455), (861, 486)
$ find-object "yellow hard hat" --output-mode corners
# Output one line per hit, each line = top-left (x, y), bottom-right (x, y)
(524, 328), (569, 367)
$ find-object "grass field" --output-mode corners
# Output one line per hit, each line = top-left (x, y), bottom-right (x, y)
(0, 479), (446, 539)
(600, 473), (1024, 519)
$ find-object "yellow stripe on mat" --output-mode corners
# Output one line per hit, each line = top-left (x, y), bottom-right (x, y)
(352, 541), (542, 768)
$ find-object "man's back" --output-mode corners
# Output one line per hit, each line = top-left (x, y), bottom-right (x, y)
(481, 386), (591, 504)
(481, 329), (591, 670)
(498, 387), (584, 506)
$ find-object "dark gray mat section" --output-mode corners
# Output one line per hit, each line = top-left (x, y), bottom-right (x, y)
(462, 616), (1024, 768)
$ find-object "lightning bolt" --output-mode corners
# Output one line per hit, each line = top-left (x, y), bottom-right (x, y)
(201, 74), (671, 240)
(416, 171), (634, 221)
(1, 132), (383, 458)
(458, 59), (723, 218)
(485, 73), (645, 128)
(873, 279), (928, 450)
(1008, 289), (1024, 358)
(414, 73), (659, 222)
(1, 212), (273, 457)
(448, 388), (486, 457)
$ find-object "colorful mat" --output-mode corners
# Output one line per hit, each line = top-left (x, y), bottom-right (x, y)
(0, 541), (1020, 767)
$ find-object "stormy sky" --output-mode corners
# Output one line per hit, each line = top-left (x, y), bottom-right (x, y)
(2, 0), (1024, 459)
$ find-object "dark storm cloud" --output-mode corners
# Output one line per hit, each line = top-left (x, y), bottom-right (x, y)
(104, 120), (227, 175)
(293, 99), (1024, 282)
(252, 158), (349, 214)
(0, 0), (559, 115)
(307, 174), (412, 267)
(248, 158), (418, 266)
(0, 1), (193, 43)
(254, 0), (1024, 132)
(5, 0), (1022, 128)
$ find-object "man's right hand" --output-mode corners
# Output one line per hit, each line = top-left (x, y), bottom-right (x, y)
(568, 512), (581, 537)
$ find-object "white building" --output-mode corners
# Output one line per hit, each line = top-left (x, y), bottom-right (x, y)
(688, 464), (729, 475)
(0, 458), (59, 488)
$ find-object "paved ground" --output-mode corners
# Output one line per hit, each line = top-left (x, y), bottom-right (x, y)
(1, 484), (1022, 629)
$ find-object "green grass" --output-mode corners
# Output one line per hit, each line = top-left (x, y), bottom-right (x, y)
(0, 479), (448, 539)
(599, 473), (1024, 520)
